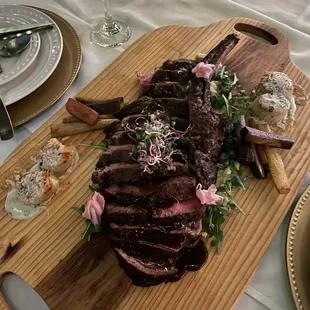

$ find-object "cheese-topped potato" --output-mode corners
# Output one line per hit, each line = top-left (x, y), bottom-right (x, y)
(15, 171), (59, 205)
(249, 93), (290, 128)
(253, 71), (298, 128)
(39, 138), (76, 176)
(256, 71), (294, 99)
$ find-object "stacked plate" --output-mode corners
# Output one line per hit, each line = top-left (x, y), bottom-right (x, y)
(0, 5), (82, 126)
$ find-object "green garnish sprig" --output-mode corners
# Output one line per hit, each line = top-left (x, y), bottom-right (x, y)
(80, 139), (108, 151)
(73, 204), (102, 241)
(211, 64), (256, 122)
(203, 65), (255, 250)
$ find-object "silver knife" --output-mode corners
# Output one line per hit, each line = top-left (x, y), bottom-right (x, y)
(0, 96), (14, 140)
(0, 23), (54, 38)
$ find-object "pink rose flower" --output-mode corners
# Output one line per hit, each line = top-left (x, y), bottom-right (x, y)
(196, 183), (222, 205)
(82, 192), (105, 226)
(192, 62), (215, 78)
(139, 72), (154, 86)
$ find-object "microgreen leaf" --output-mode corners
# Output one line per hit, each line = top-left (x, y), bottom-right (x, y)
(73, 204), (85, 215)
(89, 184), (99, 192)
(125, 112), (189, 175)
(80, 140), (108, 151)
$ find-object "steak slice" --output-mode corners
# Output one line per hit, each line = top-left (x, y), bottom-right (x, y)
(161, 59), (197, 71)
(117, 96), (188, 119)
(188, 77), (226, 187)
(121, 114), (148, 127)
(203, 34), (239, 65)
(150, 176), (197, 205)
(92, 162), (190, 185)
(116, 97), (153, 118)
(153, 197), (205, 223)
(92, 163), (141, 185)
(141, 82), (185, 98)
(105, 204), (149, 225)
(109, 131), (134, 145)
(152, 69), (189, 85)
(188, 87), (222, 145)
(109, 221), (202, 248)
(115, 248), (178, 286)
(105, 120), (123, 134)
(103, 182), (156, 204)
(154, 98), (188, 117)
(194, 150), (218, 188)
(171, 117), (190, 131)
(110, 237), (181, 267)
(96, 144), (135, 168)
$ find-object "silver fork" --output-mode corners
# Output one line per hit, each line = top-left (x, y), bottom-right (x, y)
(0, 96), (13, 140)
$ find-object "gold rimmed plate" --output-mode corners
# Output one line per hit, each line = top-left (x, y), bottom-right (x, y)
(287, 185), (310, 309)
(7, 7), (82, 127)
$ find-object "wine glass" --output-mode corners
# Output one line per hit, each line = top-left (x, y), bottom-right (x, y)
(90, 0), (131, 47)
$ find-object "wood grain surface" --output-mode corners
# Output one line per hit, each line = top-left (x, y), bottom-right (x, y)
(0, 17), (310, 310)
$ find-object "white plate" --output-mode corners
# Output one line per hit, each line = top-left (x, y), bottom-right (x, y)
(0, 14), (41, 86)
(0, 5), (63, 106)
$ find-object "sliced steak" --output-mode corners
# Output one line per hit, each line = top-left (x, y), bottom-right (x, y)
(150, 176), (197, 205)
(188, 77), (226, 187)
(93, 163), (190, 186)
(154, 98), (188, 117)
(153, 197), (205, 223)
(161, 59), (197, 71)
(92, 163), (141, 185)
(116, 97), (153, 118)
(109, 131), (134, 145)
(194, 150), (218, 188)
(103, 182), (156, 204)
(105, 120), (123, 134)
(121, 114), (148, 127)
(141, 82), (185, 98)
(171, 117), (190, 131)
(203, 34), (239, 65)
(110, 237), (181, 267)
(105, 204), (149, 225)
(153, 163), (190, 178)
(188, 85), (222, 146)
(96, 144), (135, 168)
(117, 96), (188, 119)
(115, 248), (178, 286)
(90, 36), (241, 286)
(109, 221), (202, 248)
(152, 69), (189, 85)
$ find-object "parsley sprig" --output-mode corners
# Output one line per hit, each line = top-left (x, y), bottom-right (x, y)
(203, 65), (256, 250)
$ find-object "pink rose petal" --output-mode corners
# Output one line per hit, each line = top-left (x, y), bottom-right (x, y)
(139, 72), (154, 86)
(82, 192), (105, 225)
(192, 62), (215, 79)
(196, 183), (222, 205)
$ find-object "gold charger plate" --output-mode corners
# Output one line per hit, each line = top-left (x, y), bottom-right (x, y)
(287, 185), (310, 310)
(7, 7), (82, 127)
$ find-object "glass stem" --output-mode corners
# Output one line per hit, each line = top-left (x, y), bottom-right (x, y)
(103, 0), (114, 27)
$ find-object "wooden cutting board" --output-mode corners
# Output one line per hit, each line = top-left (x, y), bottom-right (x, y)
(0, 17), (310, 310)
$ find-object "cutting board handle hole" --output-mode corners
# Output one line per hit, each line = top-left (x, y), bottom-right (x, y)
(234, 23), (278, 45)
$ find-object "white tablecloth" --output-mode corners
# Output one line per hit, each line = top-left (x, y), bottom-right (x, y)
(1, 0), (310, 309)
